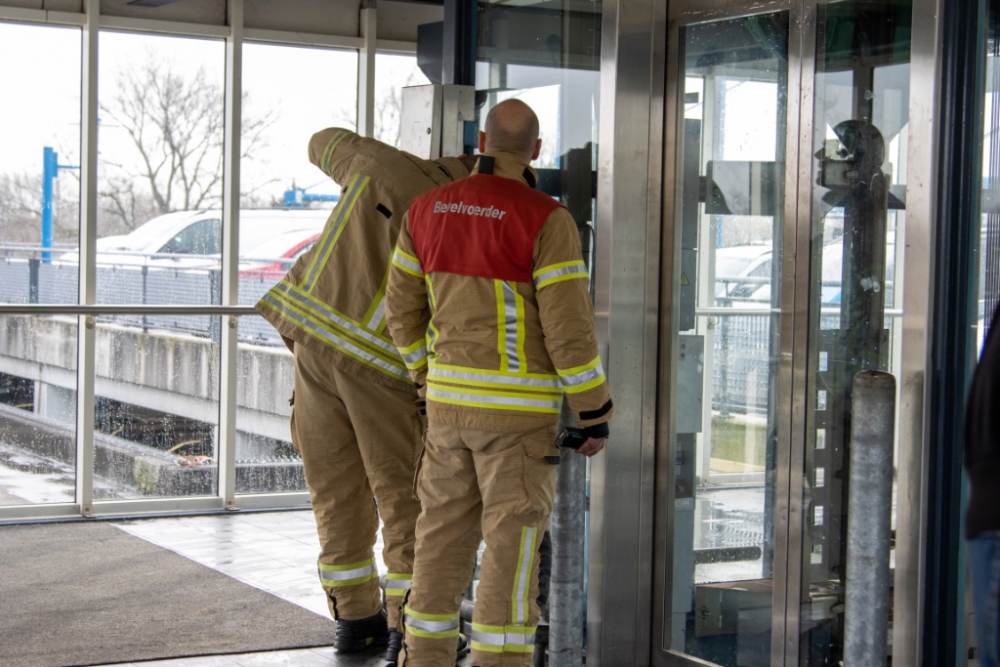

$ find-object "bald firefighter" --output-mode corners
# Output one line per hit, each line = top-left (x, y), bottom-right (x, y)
(256, 128), (472, 661)
(385, 100), (613, 667)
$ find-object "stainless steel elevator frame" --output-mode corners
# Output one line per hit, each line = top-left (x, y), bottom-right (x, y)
(588, 1), (943, 665)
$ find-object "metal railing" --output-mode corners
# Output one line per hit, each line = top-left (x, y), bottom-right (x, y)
(0, 245), (292, 346)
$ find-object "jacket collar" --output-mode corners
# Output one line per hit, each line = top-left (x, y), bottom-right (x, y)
(472, 152), (539, 189)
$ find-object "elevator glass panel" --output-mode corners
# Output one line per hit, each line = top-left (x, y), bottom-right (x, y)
(800, 2), (911, 664)
(667, 12), (788, 665)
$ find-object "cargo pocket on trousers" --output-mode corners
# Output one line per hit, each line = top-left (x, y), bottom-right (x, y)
(289, 398), (300, 454)
(521, 436), (560, 515)
(411, 449), (424, 501)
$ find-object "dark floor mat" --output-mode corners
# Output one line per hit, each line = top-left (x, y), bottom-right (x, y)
(0, 522), (339, 667)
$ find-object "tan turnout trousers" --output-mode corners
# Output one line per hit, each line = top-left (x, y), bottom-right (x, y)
(292, 342), (424, 628)
(398, 422), (559, 667)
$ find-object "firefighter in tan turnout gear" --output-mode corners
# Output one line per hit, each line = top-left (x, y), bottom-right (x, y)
(385, 99), (613, 667)
(256, 128), (471, 661)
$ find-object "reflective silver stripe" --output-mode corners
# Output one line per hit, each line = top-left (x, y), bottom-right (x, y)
(401, 345), (427, 367)
(427, 387), (562, 411)
(392, 248), (423, 275)
(262, 295), (408, 380)
(514, 527), (536, 624)
(533, 262), (587, 286)
(273, 283), (398, 357)
(382, 579), (411, 590)
(502, 281), (521, 373)
(319, 562), (377, 582)
(303, 174), (369, 290)
(470, 630), (505, 647)
(561, 360), (605, 387)
(428, 367), (560, 390)
(365, 292), (386, 330)
(505, 632), (536, 646)
(404, 614), (460, 634)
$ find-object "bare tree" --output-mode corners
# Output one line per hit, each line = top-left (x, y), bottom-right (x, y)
(99, 54), (275, 232)
(375, 71), (422, 148)
(0, 171), (79, 245)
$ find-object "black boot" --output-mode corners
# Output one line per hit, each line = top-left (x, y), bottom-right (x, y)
(456, 632), (471, 661)
(334, 611), (388, 653)
(384, 628), (403, 664)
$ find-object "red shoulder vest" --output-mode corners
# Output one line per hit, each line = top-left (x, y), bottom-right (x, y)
(408, 174), (562, 282)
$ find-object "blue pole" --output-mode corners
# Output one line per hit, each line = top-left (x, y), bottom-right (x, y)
(41, 147), (56, 263)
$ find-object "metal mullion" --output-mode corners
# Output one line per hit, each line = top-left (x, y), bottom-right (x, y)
(89, 496), (226, 516)
(765, 2), (813, 664)
(218, 0), (243, 510)
(358, 3), (376, 138)
(651, 13), (682, 666)
(892, 0), (946, 663)
(779, 2), (820, 664)
(0, 503), (82, 522)
(75, 0), (99, 519)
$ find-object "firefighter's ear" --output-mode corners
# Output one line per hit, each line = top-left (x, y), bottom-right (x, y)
(479, 131), (487, 154)
(531, 138), (542, 162)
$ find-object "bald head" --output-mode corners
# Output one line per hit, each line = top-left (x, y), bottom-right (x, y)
(481, 99), (542, 162)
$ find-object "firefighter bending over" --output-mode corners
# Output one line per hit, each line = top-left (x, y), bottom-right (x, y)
(256, 128), (472, 662)
(385, 99), (613, 667)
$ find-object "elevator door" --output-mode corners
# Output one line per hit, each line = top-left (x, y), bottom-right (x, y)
(654, 1), (912, 666)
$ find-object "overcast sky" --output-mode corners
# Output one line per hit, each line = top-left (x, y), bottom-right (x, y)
(0, 21), (427, 209)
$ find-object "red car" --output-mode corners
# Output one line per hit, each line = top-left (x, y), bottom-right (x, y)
(239, 230), (320, 280)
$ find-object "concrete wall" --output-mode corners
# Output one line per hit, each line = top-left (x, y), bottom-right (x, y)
(0, 315), (294, 442)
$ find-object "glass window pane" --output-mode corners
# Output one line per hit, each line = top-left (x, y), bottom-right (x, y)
(667, 11), (789, 662)
(476, 1), (601, 280)
(239, 43), (358, 303)
(376, 53), (430, 148)
(802, 2), (911, 663)
(93, 316), (220, 500)
(236, 315), (303, 495)
(96, 32), (225, 305)
(0, 23), (81, 306)
(0, 315), (78, 505)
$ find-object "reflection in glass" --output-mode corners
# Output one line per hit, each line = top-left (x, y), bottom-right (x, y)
(476, 0), (601, 278)
(96, 32), (226, 305)
(93, 317), (220, 500)
(376, 53), (430, 148)
(236, 315), (303, 495)
(0, 23), (81, 305)
(669, 12), (788, 664)
(803, 3), (911, 664)
(0, 315), (78, 505)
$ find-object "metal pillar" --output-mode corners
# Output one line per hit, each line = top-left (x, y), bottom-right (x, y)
(843, 371), (896, 667)
(549, 448), (587, 666)
(41, 147), (78, 263)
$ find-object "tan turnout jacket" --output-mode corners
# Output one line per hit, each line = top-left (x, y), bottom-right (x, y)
(256, 128), (469, 390)
(385, 152), (613, 432)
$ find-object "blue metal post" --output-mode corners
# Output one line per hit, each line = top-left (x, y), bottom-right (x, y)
(42, 147), (56, 263)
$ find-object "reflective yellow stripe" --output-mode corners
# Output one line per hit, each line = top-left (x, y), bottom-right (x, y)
(259, 294), (408, 380)
(362, 268), (390, 332)
(318, 558), (377, 587)
(381, 573), (412, 596)
(399, 338), (428, 370)
(469, 624), (536, 653)
(426, 274), (440, 354)
(427, 365), (561, 393)
(511, 527), (537, 625)
(272, 281), (399, 358)
(403, 607), (460, 639)
(301, 173), (370, 292)
(320, 129), (349, 175)
(392, 247), (423, 278)
(557, 356), (606, 394)
(427, 385), (562, 414)
(533, 260), (589, 289)
(496, 280), (524, 372)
